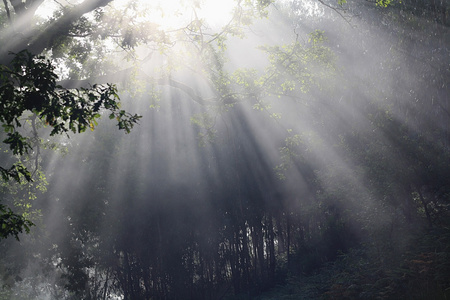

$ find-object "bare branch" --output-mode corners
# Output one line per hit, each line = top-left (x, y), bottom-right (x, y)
(317, 0), (355, 27)
(157, 77), (214, 105)
(56, 67), (216, 106)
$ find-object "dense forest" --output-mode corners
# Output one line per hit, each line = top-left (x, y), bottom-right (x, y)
(0, 0), (449, 299)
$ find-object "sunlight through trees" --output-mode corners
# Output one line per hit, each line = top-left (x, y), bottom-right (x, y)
(0, 0), (449, 299)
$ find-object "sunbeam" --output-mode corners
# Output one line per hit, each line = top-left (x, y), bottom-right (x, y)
(1, 0), (449, 299)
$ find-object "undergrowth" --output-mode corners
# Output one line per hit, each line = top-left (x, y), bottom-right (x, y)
(255, 226), (450, 300)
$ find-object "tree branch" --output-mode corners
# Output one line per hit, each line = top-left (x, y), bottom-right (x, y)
(27, 0), (114, 53)
(56, 67), (216, 106)
(0, 0), (115, 65)
(157, 77), (214, 105)
(317, 0), (355, 27)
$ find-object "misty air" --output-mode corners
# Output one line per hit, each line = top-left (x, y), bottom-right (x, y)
(0, 0), (449, 299)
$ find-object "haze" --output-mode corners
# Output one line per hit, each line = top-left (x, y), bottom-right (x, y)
(0, 0), (449, 299)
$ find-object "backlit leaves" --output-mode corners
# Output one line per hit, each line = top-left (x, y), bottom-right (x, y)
(258, 30), (335, 97)
(376, 0), (393, 7)
(0, 50), (141, 182)
(0, 204), (33, 241)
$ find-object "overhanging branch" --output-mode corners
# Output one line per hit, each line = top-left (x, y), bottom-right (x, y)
(26, 0), (115, 54)
(0, 0), (115, 65)
(56, 67), (216, 106)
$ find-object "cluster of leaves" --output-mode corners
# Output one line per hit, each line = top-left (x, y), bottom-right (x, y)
(0, 163), (31, 183)
(206, 29), (335, 124)
(259, 30), (335, 98)
(338, 0), (393, 7)
(0, 204), (33, 240)
(0, 50), (141, 181)
(0, 50), (141, 241)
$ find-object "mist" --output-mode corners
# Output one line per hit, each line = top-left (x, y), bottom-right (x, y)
(0, 0), (449, 299)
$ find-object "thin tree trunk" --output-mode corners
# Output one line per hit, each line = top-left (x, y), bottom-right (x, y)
(287, 213), (291, 272)
(417, 186), (433, 228)
(267, 214), (276, 285)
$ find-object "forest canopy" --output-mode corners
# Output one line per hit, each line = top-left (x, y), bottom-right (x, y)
(0, 0), (449, 299)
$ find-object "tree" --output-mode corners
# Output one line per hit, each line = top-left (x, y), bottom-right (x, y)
(0, 0), (276, 240)
(1, 0), (449, 299)
(0, 0), (143, 239)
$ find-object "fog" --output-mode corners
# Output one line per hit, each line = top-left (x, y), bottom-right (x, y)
(0, 0), (449, 299)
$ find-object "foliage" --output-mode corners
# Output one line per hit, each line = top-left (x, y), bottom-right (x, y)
(0, 0), (449, 299)
(0, 49), (141, 239)
(0, 50), (140, 179)
(0, 204), (33, 240)
(258, 30), (335, 97)
(253, 226), (450, 300)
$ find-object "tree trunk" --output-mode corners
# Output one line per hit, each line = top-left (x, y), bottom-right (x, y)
(417, 186), (433, 228)
(266, 214), (276, 285)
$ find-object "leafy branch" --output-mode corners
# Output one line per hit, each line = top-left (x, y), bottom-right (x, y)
(0, 50), (141, 182)
(0, 204), (34, 241)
